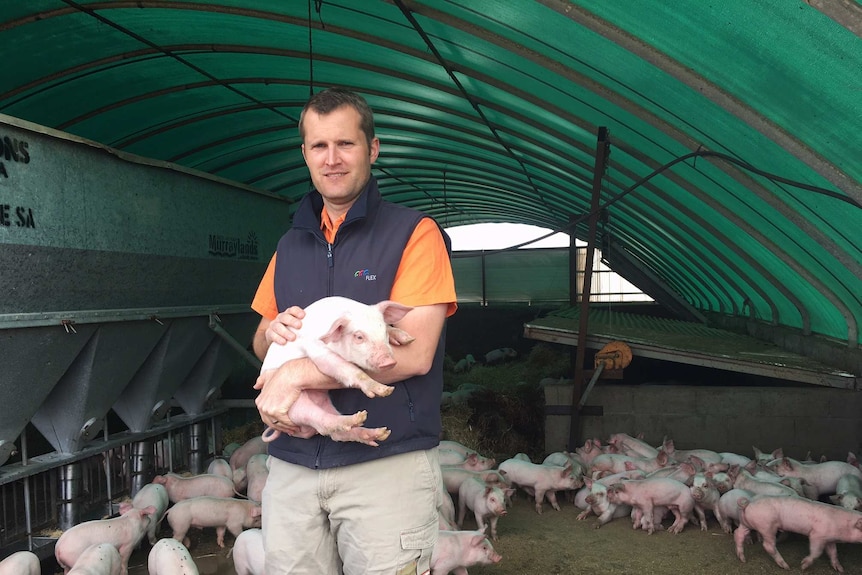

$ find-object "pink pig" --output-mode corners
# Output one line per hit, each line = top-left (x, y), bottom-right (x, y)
(767, 456), (862, 498)
(735, 494), (862, 573)
(606, 478), (696, 534)
(431, 530), (502, 575)
(229, 436), (267, 472)
(245, 453), (269, 503)
(498, 458), (582, 514)
(55, 505), (156, 575)
(166, 496), (262, 548)
(457, 478), (512, 541)
(152, 472), (236, 503)
(119, 483), (169, 545)
(259, 296), (413, 446)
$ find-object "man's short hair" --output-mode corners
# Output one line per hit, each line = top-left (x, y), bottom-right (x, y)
(299, 87), (375, 146)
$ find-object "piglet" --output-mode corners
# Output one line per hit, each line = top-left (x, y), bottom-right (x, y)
(576, 472), (643, 528)
(431, 530), (502, 574)
(152, 472), (236, 503)
(441, 467), (510, 497)
(768, 456), (862, 498)
(147, 538), (199, 575)
(715, 488), (754, 534)
(735, 494), (862, 573)
(606, 478), (696, 534)
(167, 496), (262, 548)
(245, 453), (269, 503)
(207, 457), (233, 480)
(232, 528), (265, 575)
(123, 483), (169, 545)
(68, 543), (122, 575)
(831, 473), (862, 511)
(457, 478), (512, 541)
(55, 505), (156, 575)
(442, 451), (497, 472)
(229, 437), (267, 472)
(259, 296), (413, 446)
(498, 458), (582, 514)
(0, 551), (40, 575)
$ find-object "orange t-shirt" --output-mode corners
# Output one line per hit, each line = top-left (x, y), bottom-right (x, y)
(251, 209), (457, 319)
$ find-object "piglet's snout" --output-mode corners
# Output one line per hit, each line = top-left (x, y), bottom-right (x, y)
(369, 347), (397, 370)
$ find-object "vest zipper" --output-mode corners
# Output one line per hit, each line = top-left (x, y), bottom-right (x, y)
(326, 242), (334, 296)
(403, 384), (416, 422)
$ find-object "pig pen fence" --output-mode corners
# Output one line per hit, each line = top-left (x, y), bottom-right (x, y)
(0, 413), (224, 559)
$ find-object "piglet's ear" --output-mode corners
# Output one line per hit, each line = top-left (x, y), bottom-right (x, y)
(388, 326), (415, 346)
(376, 300), (413, 324)
(320, 317), (349, 344)
(470, 533), (486, 546)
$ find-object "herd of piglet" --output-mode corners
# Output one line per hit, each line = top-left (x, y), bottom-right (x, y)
(438, 433), (862, 574)
(4, 429), (862, 574)
(0, 435), (271, 575)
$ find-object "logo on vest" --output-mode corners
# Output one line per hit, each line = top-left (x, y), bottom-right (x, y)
(354, 269), (377, 281)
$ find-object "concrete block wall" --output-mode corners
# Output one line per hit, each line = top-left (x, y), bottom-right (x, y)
(545, 384), (862, 462)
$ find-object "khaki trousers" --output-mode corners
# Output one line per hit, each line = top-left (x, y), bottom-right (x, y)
(262, 448), (441, 575)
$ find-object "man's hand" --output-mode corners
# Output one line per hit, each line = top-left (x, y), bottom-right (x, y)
(252, 306), (306, 361)
(266, 305), (305, 346)
(254, 364), (304, 438)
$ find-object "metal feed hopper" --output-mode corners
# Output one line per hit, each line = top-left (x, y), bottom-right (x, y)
(0, 115), (289, 467)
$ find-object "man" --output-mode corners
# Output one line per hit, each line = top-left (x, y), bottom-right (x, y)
(250, 87), (457, 575)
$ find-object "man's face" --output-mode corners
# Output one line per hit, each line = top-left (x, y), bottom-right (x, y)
(301, 106), (379, 215)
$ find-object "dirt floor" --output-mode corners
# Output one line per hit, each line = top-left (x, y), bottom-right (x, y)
(114, 493), (862, 575)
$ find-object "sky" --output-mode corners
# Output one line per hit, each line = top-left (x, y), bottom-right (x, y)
(444, 223), (572, 251)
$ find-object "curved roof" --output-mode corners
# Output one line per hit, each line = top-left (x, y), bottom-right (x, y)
(0, 1), (860, 347)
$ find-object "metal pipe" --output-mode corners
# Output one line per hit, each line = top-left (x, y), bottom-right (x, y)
(58, 463), (83, 530)
(568, 127), (610, 451)
(209, 314), (262, 370)
(131, 440), (154, 498)
(188, 422), (207, 475)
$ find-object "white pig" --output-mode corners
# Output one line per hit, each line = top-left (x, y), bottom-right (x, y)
(716, 488), (754, 534)
(245, 453), (269, 503)
(431, 530), (502, 574)
(457, 478), (511, 541)
(768, 456), (862, 498)
(830, 473), (862, 511)
(440, 451), (497, 472)
(55, 505), (156, 575)
(441, 467), (510, 497)
(206, 457), (233, 480)
(67, 543), (122, 575)
(259, 296), (413, 446)
(147, 538), (199, 575)
(123, 483), (169, 545)
(167, 496), (262, 548)
(0, 551), (40, 575)
(232, 528), (265, 575)
(735, 494), (862, 572)
(152, 472), (236, 503)
(498, 458), (582, 514)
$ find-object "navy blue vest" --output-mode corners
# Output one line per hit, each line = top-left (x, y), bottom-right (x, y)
(269, 177), (449, 468)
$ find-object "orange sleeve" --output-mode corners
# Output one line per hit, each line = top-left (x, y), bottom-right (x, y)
(250, 252), (278, 320)
(390, 218), (458, 317)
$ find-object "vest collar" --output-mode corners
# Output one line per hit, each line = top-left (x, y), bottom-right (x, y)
(293, 177), (382, 234)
